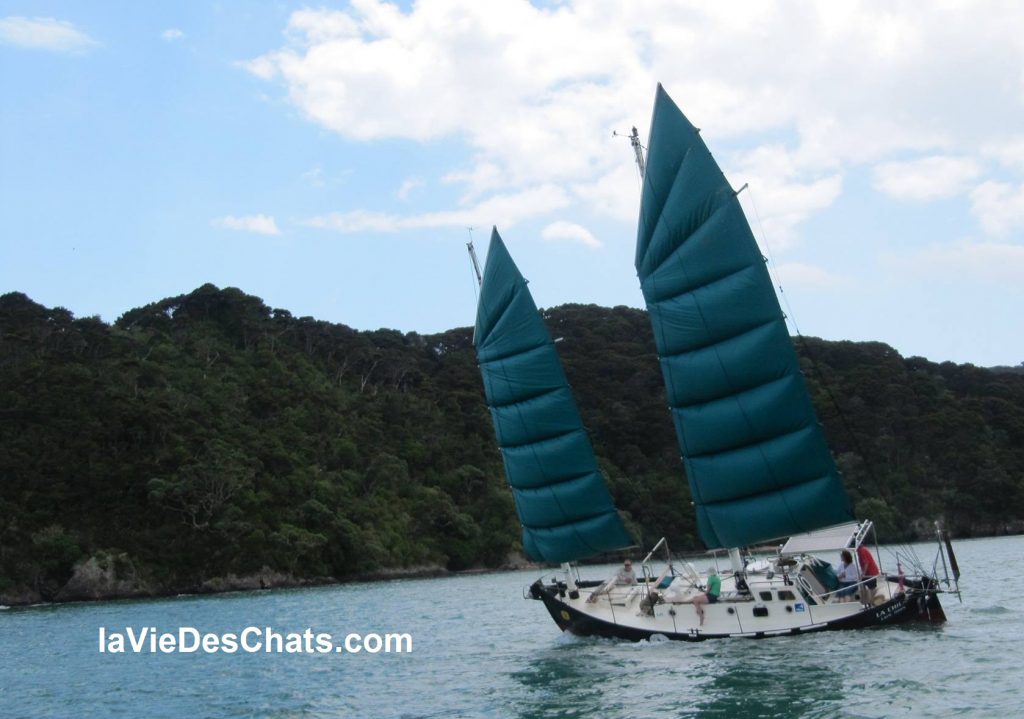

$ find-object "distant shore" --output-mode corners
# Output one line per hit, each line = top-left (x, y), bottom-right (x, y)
(5, 528), (1019, 609)
(0, 556), (541, 609)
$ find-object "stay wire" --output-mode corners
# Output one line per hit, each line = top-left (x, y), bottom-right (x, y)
(743, 191), (884, 497)
(744, 189), (929, 570)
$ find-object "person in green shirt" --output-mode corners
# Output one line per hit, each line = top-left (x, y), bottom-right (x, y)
(691, 567), (721, 626)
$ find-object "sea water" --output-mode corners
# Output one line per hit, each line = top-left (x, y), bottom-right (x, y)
(0, 535), (1019, 718)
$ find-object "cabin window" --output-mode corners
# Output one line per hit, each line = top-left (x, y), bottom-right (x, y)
(778, 590), (796, 601)
(759, 591), (773, 601)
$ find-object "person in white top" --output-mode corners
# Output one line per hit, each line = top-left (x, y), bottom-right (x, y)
(615, 560), (637, 585)
(587, 559), (637, 603)
(835, 550), (859, 602)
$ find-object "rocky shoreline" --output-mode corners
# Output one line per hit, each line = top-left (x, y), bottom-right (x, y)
(6, 521), (1018, 609)
(0, 550), (539, 608)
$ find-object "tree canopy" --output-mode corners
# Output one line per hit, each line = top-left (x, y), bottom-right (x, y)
(1, 286), (1021, 601)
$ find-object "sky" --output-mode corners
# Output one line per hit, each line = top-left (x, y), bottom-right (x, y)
(2, 1), (1023, 367)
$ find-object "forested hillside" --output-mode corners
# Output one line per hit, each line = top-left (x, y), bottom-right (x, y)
(2, 285), (1022, 603)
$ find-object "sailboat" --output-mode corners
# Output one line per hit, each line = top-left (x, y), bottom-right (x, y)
(470, 85), (959, 640)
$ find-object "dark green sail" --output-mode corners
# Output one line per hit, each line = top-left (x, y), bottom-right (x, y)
(475, 228), (632, 563)
(635, 85), (853, 549)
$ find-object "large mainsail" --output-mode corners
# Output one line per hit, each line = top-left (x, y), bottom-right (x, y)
(475, 229), (633, 563)
(635, 86), (853, 549)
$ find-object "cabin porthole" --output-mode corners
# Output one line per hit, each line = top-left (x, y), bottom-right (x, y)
(727, 607), (735, 615)
(785, 605), (793, 613)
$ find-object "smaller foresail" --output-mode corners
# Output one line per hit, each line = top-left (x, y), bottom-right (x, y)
(475, 229), (633, 563)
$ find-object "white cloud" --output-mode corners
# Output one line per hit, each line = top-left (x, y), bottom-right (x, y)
(161, 28), (184, 42)
(982, 137), (1024, 171)
(970, 181), (1024, 238)
(541, 221), (601, 249)
(731, 145), (843, 250)
(873, 156), (981, 201)
(306, 185), (570, 233)
(770, 262), (847, 290)
(0, 16), (99, 54)
(302, 167), (325, 188)
(300, 166), (352, 188)
(244, 2), (649, 227)
(571, 162), (643, 223)
(212, 214), (281, 236)
(902, 240), (1024, 286)
(246, 1), (1024, 245)
(243, 55), (277, 81)
(397, 177), (424, 201)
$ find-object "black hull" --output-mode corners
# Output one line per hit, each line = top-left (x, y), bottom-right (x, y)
(529, 581), (946, 641)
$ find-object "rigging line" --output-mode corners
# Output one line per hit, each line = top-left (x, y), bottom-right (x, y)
(468, 259), (480, 304)
(466, 226), (481, 303)
(502, 287), (611, 559)
(744, 187), (800, 334)
(743, 186), (885, 500)
(648, 214), (803, 542)
(640, 149), (803, 543)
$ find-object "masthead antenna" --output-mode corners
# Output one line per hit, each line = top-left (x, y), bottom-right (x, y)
(613, 126), (646, 179)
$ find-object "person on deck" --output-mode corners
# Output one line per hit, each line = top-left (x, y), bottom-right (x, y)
(587, 559), (637, 602)
(691, 567), (721, 626)
(835, 550), (859, 602)
(856, 544), (881, 604)
(615, 559), (637, 586)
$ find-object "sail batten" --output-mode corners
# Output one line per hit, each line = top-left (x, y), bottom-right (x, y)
(660, 318), (777, 362)
(695, 471), (839, 509)
(477, 338), (548, 365)
(646, 253), (752, 304)
(486, 385), (564, 410)
(499, 427), (581, 451)
(685, 423), (825, 463)
(475, 228), (633, 563)
(637, 85), (853, 549)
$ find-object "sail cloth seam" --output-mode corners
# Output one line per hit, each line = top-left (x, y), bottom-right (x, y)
(684, 261), (805, 537)
(494, 281), (611, 557)
(642, 144), (695, 453)
(704, 474), (834, 511)
(635, 97), (679, 269)
(477, 228), (632, 562)
(673, 372), (791, 412)
(659, 317), (776, 363)
(685, 424), (817, 462)
(523, 507), (621, 531)
(477, 338), (548, 365)
(649, 189), (803, 538)
(639, 114), (804, 544)
(488, 384), (563, 410)
(643, 199), (732, 280)
(496, 295), (594, 551)
(645, 261), (753, 305)
(543, 472), (603, 556)
(485, 280), (579, 544)
(500, 427), (579, 451)
(511, 468), (604, 492)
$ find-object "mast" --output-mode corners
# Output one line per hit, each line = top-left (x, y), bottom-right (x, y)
(466, 233), (483, 287)
(634, 84), (853, 550)
(629, 126), (646, 179)
(615, 126), (647, 179)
